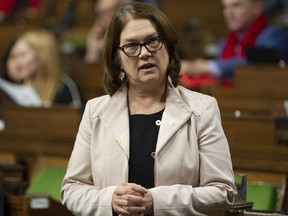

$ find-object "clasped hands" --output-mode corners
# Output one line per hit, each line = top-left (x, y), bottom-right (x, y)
(112, 183), (153, 216)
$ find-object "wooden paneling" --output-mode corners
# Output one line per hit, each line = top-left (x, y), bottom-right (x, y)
(234, 64), (288, 97)
(212, 64), (288, 116)
(222, 114), (288, 173)
(210, 64), (288, 174)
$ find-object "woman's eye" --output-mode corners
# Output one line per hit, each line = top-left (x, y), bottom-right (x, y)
(147, 38), (159, 46)
(126, 43), (138, 48)
(125, 44), (139, 52)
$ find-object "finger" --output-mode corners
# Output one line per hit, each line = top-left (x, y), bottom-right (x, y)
(115, 194), (145, 208)
(114, 205), (130, 215)
(125, 194), (146, 206)
(123, 183), (148, 194)
(113, 198), (134, 215)
(119, 212), (144, 216)
(115, 184), (146, 197)
(123, 205), (146, 214)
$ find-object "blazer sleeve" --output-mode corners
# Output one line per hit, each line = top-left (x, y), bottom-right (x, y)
(61, 100), (116, 216)
(150, 97), (236, 216)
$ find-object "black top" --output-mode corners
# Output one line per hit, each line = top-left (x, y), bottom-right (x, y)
(128, 109), (164, 189)
(53, 82), (74, 104)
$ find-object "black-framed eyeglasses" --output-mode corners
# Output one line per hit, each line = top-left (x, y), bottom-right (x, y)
(118, 36), (164, 57)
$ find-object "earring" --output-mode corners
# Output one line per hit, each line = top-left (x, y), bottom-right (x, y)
(119, 71), (126, 81)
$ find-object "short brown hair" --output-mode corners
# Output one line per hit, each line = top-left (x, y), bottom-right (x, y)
(102, 2), (181, 96)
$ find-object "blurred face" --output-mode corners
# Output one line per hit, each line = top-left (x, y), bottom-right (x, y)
(97, 0), (125, 12)
(119, 19), (169, 88)
(7, 40), (38, 83)
(222, 0), (263, 31)
(97, 0), (125, 24)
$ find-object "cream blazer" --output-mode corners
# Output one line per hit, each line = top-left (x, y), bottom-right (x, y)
(61, 80), (236, 216)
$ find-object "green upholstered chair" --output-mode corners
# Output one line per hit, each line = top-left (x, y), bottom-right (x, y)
(27, 165), (66, 201)
(26, 156), (69, 201)
(247, 181), (279, 211)
(25, 156), (73, 216)
(234, 171), (287, 212)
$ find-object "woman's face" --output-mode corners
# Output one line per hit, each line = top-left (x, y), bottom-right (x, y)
(119, 19), (169, 88)
(7, 39), (38, 83)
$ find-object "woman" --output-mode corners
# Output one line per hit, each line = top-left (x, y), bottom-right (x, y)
(0, 29), (82, 108)
(61, 2), (236, 215)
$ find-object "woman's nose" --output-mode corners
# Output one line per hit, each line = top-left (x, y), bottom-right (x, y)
(139, 45), (152, 58)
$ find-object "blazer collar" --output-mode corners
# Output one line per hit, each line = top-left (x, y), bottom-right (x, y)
(98, 85), (130, 158)
(97, 79), (193, 158)
(156, 79), (193, 154)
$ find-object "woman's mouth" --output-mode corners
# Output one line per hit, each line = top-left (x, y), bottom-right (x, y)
(139, 63), (156, 70)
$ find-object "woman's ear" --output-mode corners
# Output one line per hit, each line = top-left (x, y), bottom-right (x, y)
(119, 70), (126, 81)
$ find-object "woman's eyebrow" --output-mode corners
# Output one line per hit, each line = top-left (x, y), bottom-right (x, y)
(121, 33), (159, 44)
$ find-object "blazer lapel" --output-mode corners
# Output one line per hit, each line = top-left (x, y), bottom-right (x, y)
(97, 85), (130, 159)
(156, 82), (193, 154)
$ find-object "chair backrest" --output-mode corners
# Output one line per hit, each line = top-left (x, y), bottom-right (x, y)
(234, 170), (287, 212)
(247, 181), (279, 211)
(0, 152), (28, 195)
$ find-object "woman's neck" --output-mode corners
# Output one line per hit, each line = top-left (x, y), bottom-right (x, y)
(128, 83), (166, 115)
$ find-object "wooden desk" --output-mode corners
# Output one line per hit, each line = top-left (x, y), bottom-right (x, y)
(211, 64), (288, 116)
(0, 105), (82, 180)
(222, 114), (288, 173)
(209, 64), (288, 173)
(234, 65), (288, 95)
(213, 88), (286, 116)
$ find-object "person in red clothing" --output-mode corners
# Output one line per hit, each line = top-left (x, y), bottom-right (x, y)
(0, 0), (41, 23)
(180, 0), (288, 89)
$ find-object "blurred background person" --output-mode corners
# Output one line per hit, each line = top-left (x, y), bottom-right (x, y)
(84, 0), (160, 64)
(0, 29), (82, 112)
(180, 0), (288, 89)
(0, 36), (41, 119)
(0, 0), (41, 23)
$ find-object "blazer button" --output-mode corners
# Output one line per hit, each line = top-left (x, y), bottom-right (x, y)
(155, 120), (161, 126)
